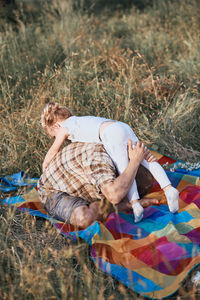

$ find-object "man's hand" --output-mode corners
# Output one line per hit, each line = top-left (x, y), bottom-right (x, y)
(128, 140), (148, 164)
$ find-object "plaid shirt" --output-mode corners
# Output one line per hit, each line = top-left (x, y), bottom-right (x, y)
(37, 142), (117, 209)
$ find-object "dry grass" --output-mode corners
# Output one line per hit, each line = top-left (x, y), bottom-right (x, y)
(0, 0), (199, 177)
(0, 0), (200, 299)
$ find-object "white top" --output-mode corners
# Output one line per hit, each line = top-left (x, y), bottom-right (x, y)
(59, 116), (110, 143)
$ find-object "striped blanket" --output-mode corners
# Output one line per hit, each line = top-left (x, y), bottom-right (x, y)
(2, 152), (200, 299)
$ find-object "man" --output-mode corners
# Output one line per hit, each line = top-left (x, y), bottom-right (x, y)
(37, 140), (158, 228)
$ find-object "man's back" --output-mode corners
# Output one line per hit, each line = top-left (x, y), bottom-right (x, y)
(38, 142), (117, 209)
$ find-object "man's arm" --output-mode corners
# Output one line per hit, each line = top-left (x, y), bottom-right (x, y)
(101, 141), (149, 204)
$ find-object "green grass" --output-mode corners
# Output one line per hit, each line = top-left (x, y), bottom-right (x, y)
(0, 0), (200, 298)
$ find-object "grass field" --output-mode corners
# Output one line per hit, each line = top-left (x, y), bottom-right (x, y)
(0, 0), (200, 299)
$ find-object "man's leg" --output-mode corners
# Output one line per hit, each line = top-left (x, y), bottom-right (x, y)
(45, 191), (102, 228)
(70, 202), (103, 228)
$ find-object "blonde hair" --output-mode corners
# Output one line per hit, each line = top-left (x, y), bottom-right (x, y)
(41, 102), (72, 127)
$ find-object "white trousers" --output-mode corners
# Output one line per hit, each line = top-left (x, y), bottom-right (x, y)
(101, 121), (171, 201)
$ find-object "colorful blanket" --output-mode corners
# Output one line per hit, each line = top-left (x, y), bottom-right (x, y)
(1, 152), (200, 299)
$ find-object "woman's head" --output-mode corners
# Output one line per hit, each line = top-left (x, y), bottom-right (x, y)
(41, 102), (72, 129)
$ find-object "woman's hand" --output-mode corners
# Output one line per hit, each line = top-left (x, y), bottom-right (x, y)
(144, 149), (157, 162)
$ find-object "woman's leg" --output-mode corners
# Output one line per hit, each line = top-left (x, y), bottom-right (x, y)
(101, 122), (144, 222)
(101, 122), (140, 200)
(141, 160), (179, 213)
(101, 121), (179, 216)
(141, 159), (171, 189)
